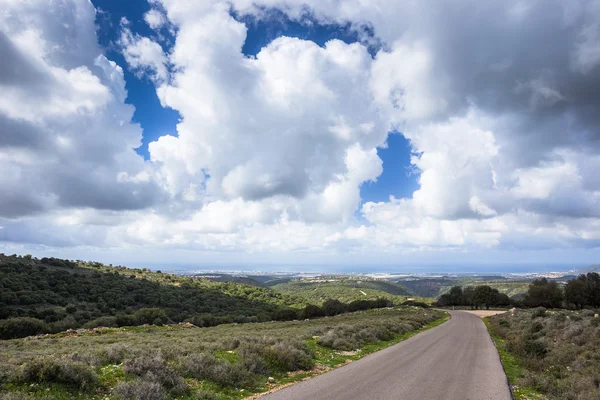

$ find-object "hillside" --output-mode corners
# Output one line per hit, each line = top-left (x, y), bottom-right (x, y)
(577, 264), (600, 274)
(396, 278), (456, 298)
(271, 278), (414, 304)
(0, 254), (309, 338)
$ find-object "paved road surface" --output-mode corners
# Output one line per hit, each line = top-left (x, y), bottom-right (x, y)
(263, 310), (511, 400)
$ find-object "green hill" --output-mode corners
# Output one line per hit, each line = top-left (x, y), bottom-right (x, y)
(271, 278), (415, 304)
(0, 254), (309, 339)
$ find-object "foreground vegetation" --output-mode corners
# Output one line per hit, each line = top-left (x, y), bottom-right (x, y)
(0, 307), (445, 399)
(487, 308), (600, 400)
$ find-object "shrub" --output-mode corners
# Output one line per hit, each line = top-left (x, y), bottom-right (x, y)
(113, 379), (166, 400)
(0, 393), (34, 400)
(122, 355), (188, 396)
(531, 307), (547, 318)
(259, 341), (313, 372)
(133, 308), (170, 325)
(521, 339), (548, 359)
(22, 358), (98, 390)
(530, 321), (544, 333)
(83, 316), (118, 329)
(0, 317), (47, 339)
(183, 353), (251, 388)
(98, 343), (130, 364)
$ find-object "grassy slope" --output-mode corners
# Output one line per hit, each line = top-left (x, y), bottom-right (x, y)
(486, 309), (600, 400)
(271, 278), (418, 304)
(0, 307), (447, 400)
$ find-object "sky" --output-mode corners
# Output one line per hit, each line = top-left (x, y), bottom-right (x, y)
(1, 0), (600, 272)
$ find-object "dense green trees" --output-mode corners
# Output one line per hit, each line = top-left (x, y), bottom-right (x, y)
(522, 273), (600, 309)
(524, 278), (563, 308)
(435, 285), (510, 309)
(564, 273), (600, 309)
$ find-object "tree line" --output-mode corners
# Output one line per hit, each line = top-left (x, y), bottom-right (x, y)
(522, 274), (600, 309)
(434, 285), (511, 309)
(435, 273), (600, 310)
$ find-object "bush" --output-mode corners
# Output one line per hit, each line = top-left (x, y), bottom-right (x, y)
(183, 353), (251, 388)
(522, 339), (548, 359)
(0, 393), (34, 400)
(0, 317), (46, 339)
(98, 343), (130, 364)
(122, 355), (188, 396)
(531, 307), (547, 318)
(241, 339), (313, 372)
(113, 379), (166, 400)
(22, 358), (98, 390)
(83, 316), (118, 329)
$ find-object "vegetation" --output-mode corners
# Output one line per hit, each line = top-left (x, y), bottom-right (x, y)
(487, 308), (600, 400)
(434, 285), (511, 309)
(523, 274), (600, 309)
(0, 307), (445, 399)
(0, 255), (403, 340)
(401, 278), (531, 299)
(271, 278), (416, 304)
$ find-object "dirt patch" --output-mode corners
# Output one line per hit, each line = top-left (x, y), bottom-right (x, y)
(461, 310), (507, 318)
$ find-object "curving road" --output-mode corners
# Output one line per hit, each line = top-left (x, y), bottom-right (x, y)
(263, 310), (511, 400)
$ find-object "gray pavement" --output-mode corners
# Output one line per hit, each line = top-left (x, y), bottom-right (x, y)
(263, 310), (512, 400)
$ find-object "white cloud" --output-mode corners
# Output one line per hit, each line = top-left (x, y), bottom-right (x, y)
(119, 21), (168, 83)
(2, 0), (600, 267)
(144, 9), (166, 30)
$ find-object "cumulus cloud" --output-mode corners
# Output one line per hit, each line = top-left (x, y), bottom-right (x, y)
(0, 0), (163, 220)
(2, 0), (600, 265)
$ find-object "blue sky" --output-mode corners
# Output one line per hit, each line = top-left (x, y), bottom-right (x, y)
(2, 0), (600, 272)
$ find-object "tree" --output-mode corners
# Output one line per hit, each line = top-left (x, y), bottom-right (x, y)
(473, 286), (496, 309)
(322, 299), (346, 316)
(448, 286), (464, 306)
(565, 273), (600, 308)
(463, 287), (475, 309)
(524, 278), (563, 308)
(565, 278), (587, 309)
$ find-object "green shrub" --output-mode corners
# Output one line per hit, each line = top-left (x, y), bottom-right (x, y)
(531, 307), (547, 318)
(113, 379), (166, 400)
(98, 343), (131, 364)
(243, 340), (313, 372)
(0, 317), (46, 339)
(83, 316), (118, 329)
(22, 358), (98, 390)
(183, 353), (251, 388)
(122, 355), (188, 396)
(530, 321), (544, 333)
(0, 393), (34, 400)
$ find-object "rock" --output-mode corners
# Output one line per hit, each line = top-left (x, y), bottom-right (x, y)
(595, 314), (599, 318)
(268, 377), (275, 383)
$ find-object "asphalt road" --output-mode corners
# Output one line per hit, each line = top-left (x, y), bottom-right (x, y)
(263, 310), (511, 400)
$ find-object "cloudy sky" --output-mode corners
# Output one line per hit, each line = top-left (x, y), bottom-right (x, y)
(1, 0), (600, 271)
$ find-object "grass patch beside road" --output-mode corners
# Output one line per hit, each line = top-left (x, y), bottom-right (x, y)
(484, 317), (546, 400)
(485, 308), (600, 400)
